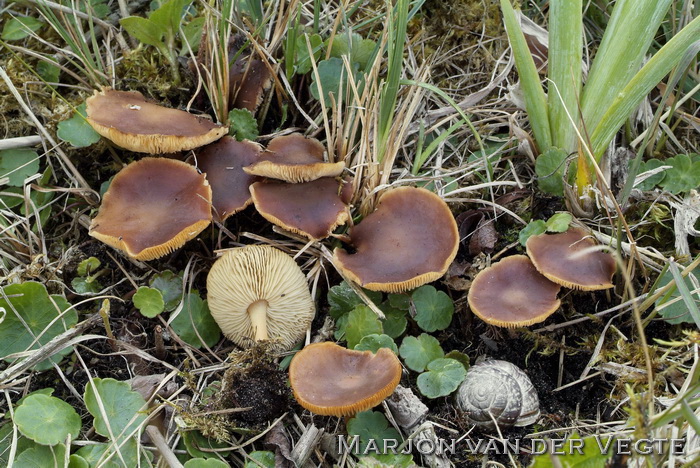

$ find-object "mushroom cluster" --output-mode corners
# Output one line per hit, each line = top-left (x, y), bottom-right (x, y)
(468, 226), (616, 327)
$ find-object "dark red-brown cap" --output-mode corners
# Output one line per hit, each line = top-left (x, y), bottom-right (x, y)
(89, 157), (212, 260)
(244, 133), (345, 183)
(250, 178), (350, 240)
(526, 228), (616, 290)
(289, 342), (402, 416)
(86, 88), (227, 153)
(333, 187), (459, 292)
(195, 136), (262, 222)
(467, 255), (562, 327)
(229, 56), (273, 113)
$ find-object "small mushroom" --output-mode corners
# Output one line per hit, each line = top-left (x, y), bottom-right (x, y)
(206, 245), (315, 351)
(244, 133), (345, 182)
(229, 55), (273, 113)
(467, 255), (561, 327)
(89, 158), (212, 260)
(526, 227), (616, 290)
(195, 136), (262, 222)
(249, 177), (350, 240)
(288, 342), (402, 416)
(333, 187), (459, 292)
(86, 88), (227, 153)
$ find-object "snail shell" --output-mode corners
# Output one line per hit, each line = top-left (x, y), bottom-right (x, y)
(455, 359), (540, 430)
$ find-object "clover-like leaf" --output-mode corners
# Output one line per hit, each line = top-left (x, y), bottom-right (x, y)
(84, 378), (147, 439)
(150, 270), (183, 311)
(294, 33), (323, 75)
(346, 411), (401, 455)
(57, 103), (101, 148)
(328, 281), (382, 319)
(14, 443), (67, 467)
(169, 292), (221, 348)
(354, 334), (398, 354)
(345, 305), (383, 349)
(13, 394), (81, 446)
(182, 430), (231, 459)
(519, 219), (546, 246)
(310, 57), (361, 102)
(417, 358), (467, 399)
(535, 147), (569, 196)
(188, 457), (231, 468)
(2, 17), (44, 41)
(133, 286), (165, 318)
(399, 334), (444, 372)
(72, 276), (102, 295)
(412, 285), (454, 332)
(379, 303), (407, 339)
(545, 212), (572, 233)
(659, 154), (700, 194)
(634, 158), (666, 191)
(445, 350), (470, 371)
(387, 293), (410, 311)
(0, 148), (40, 187)
(228, 108), (259, 141)
(243, 451), (275, 467)
(655, 269), (700, 325)
(0, 282), (77, 370)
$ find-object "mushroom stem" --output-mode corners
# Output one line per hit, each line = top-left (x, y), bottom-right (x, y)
(247, 300), (269, 341)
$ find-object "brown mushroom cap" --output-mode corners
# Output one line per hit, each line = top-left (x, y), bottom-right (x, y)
(467, 255), (561, 327)
(229, 56), (273, 113)
(207, 245), (315, 351)
(86, 88), (227, 153)
(333, 187), (459, 292)
(250, 178), (350, 240)
(195, 137), (262, 222)
(526, 227), (616, 290)
(89, 158), (212, 260)
(244, 133), (345, 182)
(289, 342), (402, 416)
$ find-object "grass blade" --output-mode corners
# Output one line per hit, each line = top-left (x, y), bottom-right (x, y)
(668, 260), (700, 329)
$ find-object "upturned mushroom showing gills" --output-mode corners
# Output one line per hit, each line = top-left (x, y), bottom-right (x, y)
(526, 227), (616, 290)
(85, 88), (227, 153)
(249, 177), (350, 240)
(89, 158), (212, 261)
(467, 255), (561, 327)
(195, 137), (262, 222)
(244, 133), (345, 182)
(288, 342), (402, 416)
(206, 245), (315, 351)
(333, 186), (459, 292)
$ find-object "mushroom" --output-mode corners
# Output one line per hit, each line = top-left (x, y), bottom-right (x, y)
(526, 227), (616, 290)
(288, 342), (402, 416)
(195, 136), (262, 222)
(229, 55), (273, 113)
(85, 88), (227, 153)
(333, 187), (459, 292)
(89, 157), (212, 260)
(206, 245), (315, 351)
(244, 133), (345, 182)
(249, 177), (350, 240)
(467, 255), (561, 327)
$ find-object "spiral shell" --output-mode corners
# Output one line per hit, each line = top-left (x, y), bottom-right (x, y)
(455, 359), (540, 430)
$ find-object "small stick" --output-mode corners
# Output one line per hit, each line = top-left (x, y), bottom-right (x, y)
(0, 136), (42, 150)
(145, 425), (183, 468)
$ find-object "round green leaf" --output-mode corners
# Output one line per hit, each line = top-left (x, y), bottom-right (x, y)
(83, 378), (147, 438)
(0, 282), (77, 370)
(243, 451), (274, 468)
(68, 454), (90, 468)
(535, 147), (569, 196)
(379, 303), (407, 338)
(655, 269), (700, 324)
(2, 17), (44, 41)
(387, 293), (410, 310)
(14, 443), (67, 467)
(345, 305), (383, 349)
(133, 286), (165, 318)
(354, 334), (398, 354)
(14, 394), (80, 446)
(634, 158), (666, 190)
(545, 212), (572, 233)
(519, 219), (546, 246)
(227, 108), (259, 141)
(169, 293), (221, 348)
(346, 411), (401, 455)
(412, 285), (454, 332)
(57, 103), (101, 148)
(659, 154), (700, 194)
(182, 430), (231, 459)
(328, 281), (382, 319)
(417, 358), (467, 399)
(398, 334), (444, 372)
(186, 457), (231, 467)
(0, 148), (40, 187)
(149, 270), (183, 311)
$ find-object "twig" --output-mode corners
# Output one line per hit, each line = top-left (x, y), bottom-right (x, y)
(0, 136), (42, 150)
(145, 425), (183, 468)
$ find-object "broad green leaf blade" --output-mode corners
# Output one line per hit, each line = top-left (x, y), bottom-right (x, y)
(547, 0), (582, 153)
(346, 411), (401, 455)
(149, 270), (183, 311)
(2, 17), (44, 41)
(328, 281), (382, 319)
(581, 0), (672, 136)
(589, 18), (700, 160)
(379, 303), (407, 339)
(668, 262), (700, 328)
(417, 358), (467, 398)
(0, 282), (77, 370)
(119, 16), (165, 48)
(13, 394), (81, 446)
(133, 287), (165, 318)
(519, 219), (546, 246)
(243, 451), (274, 468)
(545, 212), (572, 233)
(499, 0), (552, 152)
(169, 293), (221, 348)
(535, 147), (569, 195)
(227, 108), (259, 141)
(399, 333), (444, 372)
(149, 0), (189, 34)
(659, 154), (700, 194)
(56, 103), (101, 148)
(655, 269), (700, 325)
(83, 378), (148, 439)
(0, 148), (40, 187)
(412, 285), (454, 332)
(345, 305), (383, 349)
(14, 443), (67, 467)
(354, 334), (398, 354)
